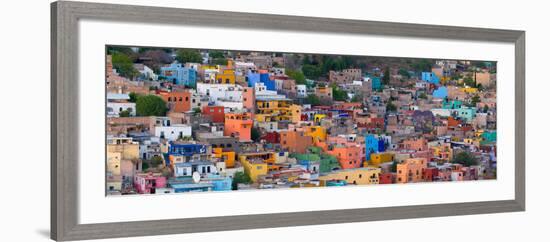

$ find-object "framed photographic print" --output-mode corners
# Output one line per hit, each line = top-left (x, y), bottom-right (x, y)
(51, 1), (525, 241)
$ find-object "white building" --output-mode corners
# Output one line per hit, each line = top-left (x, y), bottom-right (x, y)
(133, 64), (158, 81)
(154, 124), (192, 141)
(106, 102), (136, 117)
(296, 84), (307, 98)
(196, 83), (244, 103)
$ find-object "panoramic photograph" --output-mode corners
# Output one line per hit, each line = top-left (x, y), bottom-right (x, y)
(105, 46), (497, 195)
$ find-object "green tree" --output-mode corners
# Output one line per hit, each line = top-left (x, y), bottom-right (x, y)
(305, 94), (321, 106)
(386, 100), (397, 112)
(470, 94), (481, 107)
(331, 84), (348, 101)
(119, 110), (131, 117)
(451, 151), (479, 167)
(286, 69), (307, 85)
(232, 171), (252, 190)
(418, 93), (428, 99)
(150, 156), (164, 168)
(107, 46), (135, 55)
(302, 64), (322, 80)
(175, 49), (202, 63)
(251, 127), (261, 142)
(128, 92), (139, 103)
(382, 67), (390, 85)
(209, 50), (224, 59)
(211, 58), (227, 65)
(136, 95), (168, 116)
(398, 68), (411, 79)
(483, 104), (489, 113)
(390, 161), (399, 172)
(192, 107), (202, 116)
(411, 59), (433, 72)
(111, 52), (139, 79)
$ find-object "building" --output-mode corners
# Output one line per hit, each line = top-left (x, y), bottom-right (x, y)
(224, 112), (253, 142)
(396, 158), (428, 183)
(314, 86), (333, 100)
(215, 69), (236, 84)
(255, 96), (293, 122)
(134, 172), (167, 194)
(202, 106), (225, 123)
(279, 130), (313, 154)
(106, 93), (136, 117)
(319, 167), (381, 185)
(159, 91), (191, 113)
(154, 124), (192, 141)
(160, 63), (197, 87)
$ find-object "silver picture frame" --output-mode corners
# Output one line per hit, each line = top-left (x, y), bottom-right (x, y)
(51, 1), (525, 241)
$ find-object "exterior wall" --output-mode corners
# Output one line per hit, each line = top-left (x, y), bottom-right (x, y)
(396, 158), (428, 183)
(133, 173), (167, 194)
(154, 125), (192, 141)
(290, 104), (302, 123)
(160, 91), (191, 113)
(369, 152), (394, 167)
(304, 126), (327, 142)
(279, 130), (313, 154)
(224, 112), (253, 142)
(242, 87), (255, 110)
(328, 145), (363, 169)
(202, 106), (225, 123)
(215, 69), (236, 84)
(319, 167), (381, 185)
(212, 148), (236, 168)
(106, 102), (136, 117)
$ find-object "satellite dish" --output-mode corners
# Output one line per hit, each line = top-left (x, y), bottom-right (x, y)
(192, 172), (201, 183)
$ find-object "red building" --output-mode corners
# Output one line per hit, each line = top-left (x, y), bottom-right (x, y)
(202, 106), (225, 123)
(261, 131), (280, 144)
(379, 173), (394, 184)
(422, 167), (439, 182)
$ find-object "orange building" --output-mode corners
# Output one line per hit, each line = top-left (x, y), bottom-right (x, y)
(242, 87), (255, 111)
(159, 91), (191, 113)
(396, 158), (428, 183)
(403, 137), (428, 151)
(327, 145), (363, 169)
(202, 106), (225, 123)
(279, 130), (313, 154)
(224, 112), (253, 142)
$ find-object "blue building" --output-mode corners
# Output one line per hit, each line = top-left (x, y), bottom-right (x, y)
(432, 86), (448, 99)
(365, 134), (385, 161)
(260, 73), (276, 91)
(442, 99), (462, 109)
(246, 71), (261, 87)
(165, 142), (208, 165)
(160, 63), (197, 88)
(371, 76), (382, 91)
(421, 72), (440, 84)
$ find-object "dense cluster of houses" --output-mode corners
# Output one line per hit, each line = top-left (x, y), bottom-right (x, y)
(106, 48), (497, 195)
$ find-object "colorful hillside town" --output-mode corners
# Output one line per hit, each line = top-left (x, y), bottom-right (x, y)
(105, 46), (497, 195)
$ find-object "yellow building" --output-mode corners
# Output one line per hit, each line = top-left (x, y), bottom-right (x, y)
(212, 148), (236, 168)
(461, 87), (478, 94)
(304, 126), (327, 142)
(369, 152), (394, 166)
(107, 137), (139, 160)
(107, 152), (122, 176)
(314, 114), (326, 123)
(239, 152), (276, 182)
(319, 167), (381, 185)
(290, 104), (302, 123)
(215, 69), (236, 84)
(255, 97), (293, 122)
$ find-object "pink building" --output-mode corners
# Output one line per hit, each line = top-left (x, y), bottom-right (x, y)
(134, 172), (167, 194)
